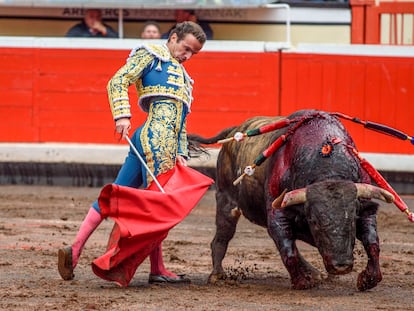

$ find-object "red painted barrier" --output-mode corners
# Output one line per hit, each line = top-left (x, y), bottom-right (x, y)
(280, 52), (414, 154)
(0, 47), (280, 144)
(0, 44), (413, 155)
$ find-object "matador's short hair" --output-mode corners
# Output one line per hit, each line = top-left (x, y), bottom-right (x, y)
(168, 21), (207, 45)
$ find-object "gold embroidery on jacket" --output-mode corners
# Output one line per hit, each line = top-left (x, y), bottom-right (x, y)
(107, 49), (154, 120)
(140, 100), (184, 185)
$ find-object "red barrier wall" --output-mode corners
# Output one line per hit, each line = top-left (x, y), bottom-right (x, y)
(0, 47), (280, 144)
(0, 45), (413, 154)
(280, 52), (414, 154)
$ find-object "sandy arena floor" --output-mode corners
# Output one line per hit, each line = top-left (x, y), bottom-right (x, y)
(0, 185), (413, 311)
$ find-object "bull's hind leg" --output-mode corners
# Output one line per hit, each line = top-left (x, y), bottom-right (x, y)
(208, 191), (241, 284)
(356, 207), (382, 291)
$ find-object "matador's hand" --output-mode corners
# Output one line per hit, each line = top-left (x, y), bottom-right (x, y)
(177, 155), (187, 166)
(115, 118), (131, 140)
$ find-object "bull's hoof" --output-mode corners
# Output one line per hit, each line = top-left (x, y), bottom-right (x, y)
(208, 272), (226, 284)
(291, 275), (318, 290)
(291, 279), (317, 290)
(290, 262), (322, 290)
(357, 270), (382, 291)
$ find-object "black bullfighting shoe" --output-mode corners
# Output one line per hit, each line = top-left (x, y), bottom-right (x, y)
(148, 274), (191, 284)
(58, 246), (74, 280)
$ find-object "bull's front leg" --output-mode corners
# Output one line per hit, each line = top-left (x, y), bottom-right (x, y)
(208, 191), (241, 284)
(356, 206), (382, 291)
(268, 209), (321, 289)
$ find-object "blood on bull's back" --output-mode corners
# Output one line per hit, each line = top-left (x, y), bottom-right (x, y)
(269, 110), (370, 197)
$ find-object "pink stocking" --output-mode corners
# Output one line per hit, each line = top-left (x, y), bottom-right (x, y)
(149, 243), (177, 277)
(71, 207), (103, 268)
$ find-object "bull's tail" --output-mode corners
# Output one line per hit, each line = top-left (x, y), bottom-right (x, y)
(188, 127), (237, 145)
(187, 126), (237, 158)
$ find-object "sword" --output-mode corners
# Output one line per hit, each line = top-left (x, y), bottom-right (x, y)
(125, 136), (165, 193)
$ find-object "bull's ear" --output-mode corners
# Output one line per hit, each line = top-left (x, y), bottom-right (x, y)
(272, 189), (288, 209)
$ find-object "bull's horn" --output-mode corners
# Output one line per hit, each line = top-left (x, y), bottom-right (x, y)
(271, 189), (287, 209)
(272, 188), (307, 209)
(355, 183), (394, 203)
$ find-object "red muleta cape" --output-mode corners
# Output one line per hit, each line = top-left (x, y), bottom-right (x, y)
(91, 163), (214, 286)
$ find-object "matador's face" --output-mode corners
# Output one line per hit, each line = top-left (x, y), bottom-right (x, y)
(167, 33), (203, 64)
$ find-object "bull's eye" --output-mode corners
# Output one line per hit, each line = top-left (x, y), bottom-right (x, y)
(319, 141), (334, 157)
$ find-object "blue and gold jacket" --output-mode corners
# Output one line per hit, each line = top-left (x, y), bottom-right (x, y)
(107, 43), (194, 120)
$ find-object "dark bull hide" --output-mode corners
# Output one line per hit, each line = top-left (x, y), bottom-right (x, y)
(189, 109), (394, 291)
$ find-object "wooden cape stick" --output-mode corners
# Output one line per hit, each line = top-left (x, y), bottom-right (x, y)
(125, 136), (165, 193)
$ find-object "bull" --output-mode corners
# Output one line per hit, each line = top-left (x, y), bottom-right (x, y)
(189, 109), (396, 291)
